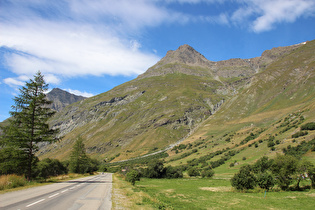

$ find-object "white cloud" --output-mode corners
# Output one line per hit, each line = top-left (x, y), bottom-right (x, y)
(65, 89), (94, 98)
(233, 0), (315, 32)
(1, 20), (160, 77)
(1, 0), (315, 86)
(45, 74), (61, 85)
(1, 0), (167, 82)
(3, 77), (25, 87)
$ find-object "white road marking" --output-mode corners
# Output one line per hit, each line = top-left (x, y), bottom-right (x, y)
(49, 193), (60, 198)
(61, 189), (69, 193)
(26, 199), (45, 207)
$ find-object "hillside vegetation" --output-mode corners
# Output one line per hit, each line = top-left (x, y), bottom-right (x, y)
(38, 40), (315, 167)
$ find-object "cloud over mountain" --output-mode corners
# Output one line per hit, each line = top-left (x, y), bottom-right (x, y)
(1, 0), (314, 88)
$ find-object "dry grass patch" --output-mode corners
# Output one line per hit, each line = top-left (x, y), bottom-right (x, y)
(199, 186), (231, 192)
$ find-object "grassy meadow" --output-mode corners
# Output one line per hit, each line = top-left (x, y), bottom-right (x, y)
(112, 102), (315, 209)
(113, 175), (315, 210)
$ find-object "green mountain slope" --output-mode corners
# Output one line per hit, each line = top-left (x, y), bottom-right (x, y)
(165, 40), (315, 170)
(39, 40), (314, 163)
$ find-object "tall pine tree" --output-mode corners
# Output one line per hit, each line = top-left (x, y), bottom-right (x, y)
(69, 137), (90, 174)
(1, 71), (58, 180)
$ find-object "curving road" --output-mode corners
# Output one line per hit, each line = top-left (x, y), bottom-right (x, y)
(0, 173), (112, 210)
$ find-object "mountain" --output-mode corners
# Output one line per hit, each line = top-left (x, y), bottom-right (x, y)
(46, 88), (86, 112)
(38, 40), (315, 163)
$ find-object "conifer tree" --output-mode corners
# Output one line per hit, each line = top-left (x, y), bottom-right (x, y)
(1, 71), (58, 180)
(69, 137), (90, 174)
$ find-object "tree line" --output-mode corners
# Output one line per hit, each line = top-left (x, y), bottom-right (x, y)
(231, 154), (315, 191)
(0, 72), (99, 181)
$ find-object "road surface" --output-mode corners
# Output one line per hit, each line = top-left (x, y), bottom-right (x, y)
(0, 173), (112, 210)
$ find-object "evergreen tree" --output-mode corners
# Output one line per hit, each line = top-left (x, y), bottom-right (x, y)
(69, 137), (90, 174)
(1, 71), (58, 180)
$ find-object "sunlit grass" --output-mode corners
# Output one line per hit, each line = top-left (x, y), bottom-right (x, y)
(134, 178), (315, 210)
(0, 175), (29, 191)
(112, 174), (156, 209)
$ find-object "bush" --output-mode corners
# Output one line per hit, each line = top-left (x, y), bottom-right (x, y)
(292, 131), (308, 138)
(201, 169), (214, 178)
(164, 166), (183, 178)
(0, 175), (28, 190)
(231, 165), (256, 190)
(36, 158), (68, 180)
(256, 173), (275, 190)
(125, 170), (140, 186)
(187, 167), (200, 177)
(145, 160), (165, 178)
(301, 122), (315, 130)
(267, 141), (275, 147)
(283, 139), (315, 158)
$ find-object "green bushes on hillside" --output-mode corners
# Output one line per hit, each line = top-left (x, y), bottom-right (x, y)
(292, 131), (308, 138)
(282, 139), (315, 158)
(231, 155), (315, 191)
(301, 122), (315, 130)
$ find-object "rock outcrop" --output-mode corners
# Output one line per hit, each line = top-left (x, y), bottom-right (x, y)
(46, 88), (86, 112)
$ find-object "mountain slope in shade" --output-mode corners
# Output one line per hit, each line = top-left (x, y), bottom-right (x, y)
(38, 40), (314, 162)
(46, 88), (86, 112)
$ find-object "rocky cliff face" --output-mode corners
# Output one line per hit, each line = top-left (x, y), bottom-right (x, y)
(46, 88), (86, 112)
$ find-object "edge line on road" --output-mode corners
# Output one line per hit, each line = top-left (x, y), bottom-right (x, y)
(26, 199), (45, 207)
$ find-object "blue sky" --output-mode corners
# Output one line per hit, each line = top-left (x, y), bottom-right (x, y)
(1, 0), (315, 122)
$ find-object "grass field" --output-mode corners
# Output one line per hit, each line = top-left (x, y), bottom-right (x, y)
(116, 177), (315, 209)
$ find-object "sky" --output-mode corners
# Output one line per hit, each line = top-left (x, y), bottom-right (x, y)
(1, 0), (315, 122)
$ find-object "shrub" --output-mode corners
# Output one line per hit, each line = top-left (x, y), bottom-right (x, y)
(164, 166), (183, 178)
(301, 122), (315, 130)
(126, 170), (140, 186)
(231, 165), (256, 190)
(36, 158), (68, 180)
(0, 175), (27, 190)
(201, 169), (214, 178)
(292, 131), (308, 138)
(256, 173), (275, 190)
(267, 141), (275, 147)
(145, 160), (165, 178)
(187, 167), (200, 177)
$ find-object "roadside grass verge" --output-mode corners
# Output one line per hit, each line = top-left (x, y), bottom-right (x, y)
(112, 173), (163, 209)
(0, 173), (93, 194)
(0, 175), (29, 191)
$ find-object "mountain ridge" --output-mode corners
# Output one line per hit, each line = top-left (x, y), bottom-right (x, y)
(46, 88), (86, 112)
(37, 40), (314, 162)
(138, 42), (304, 80)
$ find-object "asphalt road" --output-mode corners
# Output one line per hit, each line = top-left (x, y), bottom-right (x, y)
(0, 173), (112, 210)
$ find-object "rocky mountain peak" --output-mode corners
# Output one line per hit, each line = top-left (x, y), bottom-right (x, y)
(137, 44), (213, 79)
(46, 88), (86, 112)
(162, 44), (210, 66)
